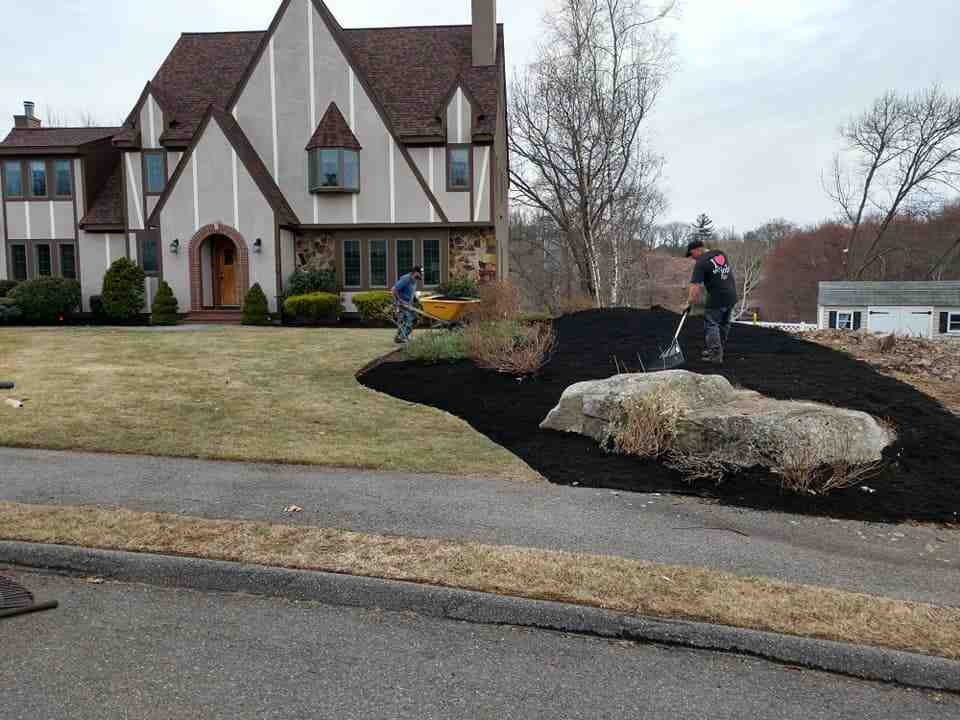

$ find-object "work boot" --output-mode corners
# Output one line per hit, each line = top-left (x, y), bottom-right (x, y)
(705, 351), (724, 366)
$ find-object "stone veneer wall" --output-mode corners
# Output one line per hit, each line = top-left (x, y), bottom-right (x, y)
(450, 228), (497, 283)
(296, 232), (336, 273)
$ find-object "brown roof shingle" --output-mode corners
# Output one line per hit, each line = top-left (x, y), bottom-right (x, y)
(80, 159), (124, 227)
(306, 103), (362, 151)
(344, 24), (503, 139)
(0, 126), (121, 149)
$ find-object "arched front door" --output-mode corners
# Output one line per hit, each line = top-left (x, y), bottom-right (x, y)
(211, 235), (239, 307)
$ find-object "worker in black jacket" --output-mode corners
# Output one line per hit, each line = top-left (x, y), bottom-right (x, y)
(685, 239), (738, 365)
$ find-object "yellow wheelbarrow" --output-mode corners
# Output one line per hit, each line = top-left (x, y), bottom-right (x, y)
(398, 295), (480, 329)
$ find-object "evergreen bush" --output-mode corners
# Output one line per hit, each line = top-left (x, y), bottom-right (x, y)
(283, 292), (343, 325)
(8, 277), (81, 324)
(101, 258), (146, 322)
(242, 283), (271, 326)
(151, 281), (180, 326)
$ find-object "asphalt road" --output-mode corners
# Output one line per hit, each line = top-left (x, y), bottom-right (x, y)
(1, 448), (957, 606)
(2, 567), (956, 719)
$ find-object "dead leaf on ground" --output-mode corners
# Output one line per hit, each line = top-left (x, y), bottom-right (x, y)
(283, 505), (304, 514)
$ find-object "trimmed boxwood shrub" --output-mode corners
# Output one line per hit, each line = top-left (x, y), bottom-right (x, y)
(438, 274), (480, 300)
(151, 281), (179, 326)
(243, 283), (271, 326)
(101, 258), (146, 322)
(283, 292), (343, 325)
(0, 280), (19, 298)
(8, 277), (81, 323)
(0, 297), (21, 323)
(90, 295), (105, 320)
(286, 268), (337, 298)
(352, 290), (394, 325)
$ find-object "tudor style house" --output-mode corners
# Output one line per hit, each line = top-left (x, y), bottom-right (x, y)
(0, 0), (507, 319)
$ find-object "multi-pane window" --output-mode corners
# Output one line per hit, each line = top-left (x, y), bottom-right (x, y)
(143, 153), (166, 195)
(141, 233), (160, 275)
(397, 239), (415, 277)
(3, 160), (23, 197)
(344, 239), (362, 288)
(836, 312), (853, 330)
(950, 313), (960, 334)
(36, 244), (52, 277)
(369, 239), (388, 288)
(11, 246), (28, 281)
(447, 147), (470, 191)
(308, 149), (360, 192)
(59, 244), (77, 280)
(54, 160), (72, 197)
(423, 238), (441, 286)
(29, 160), (47, 197)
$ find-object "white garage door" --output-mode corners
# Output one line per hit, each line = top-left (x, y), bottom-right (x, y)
(867, 307), (933, 338)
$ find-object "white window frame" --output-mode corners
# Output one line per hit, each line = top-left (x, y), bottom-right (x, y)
(836, 311), (854, 330)
(948, 311), (960, 335)
(368, 238), (388, 289)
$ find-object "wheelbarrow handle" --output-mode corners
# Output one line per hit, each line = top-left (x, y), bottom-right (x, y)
(0, 382), (14, 390)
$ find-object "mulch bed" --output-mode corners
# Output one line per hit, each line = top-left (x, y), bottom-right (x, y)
(360, 308), (960, 523)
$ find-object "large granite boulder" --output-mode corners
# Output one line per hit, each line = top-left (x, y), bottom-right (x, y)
(540, 370), (895, 469)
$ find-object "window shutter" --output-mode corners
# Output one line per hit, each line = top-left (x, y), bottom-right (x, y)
(941, 312), (950, 334)
(828, 311), (838, 330)
(853, 312), (862, 331)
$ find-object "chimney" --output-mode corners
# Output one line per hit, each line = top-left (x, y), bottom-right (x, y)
(14, 101), (41, 129)
(472, 0), (497, 67)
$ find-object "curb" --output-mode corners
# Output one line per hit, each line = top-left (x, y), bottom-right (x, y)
(2, 540), (958, 694)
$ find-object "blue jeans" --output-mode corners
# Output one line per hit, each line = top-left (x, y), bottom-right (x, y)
(704, 306), (733, 358)
(397, 305), (417, 341)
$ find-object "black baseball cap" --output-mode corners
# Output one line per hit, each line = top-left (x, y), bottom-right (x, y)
(685, 240), (705, 257)
(411, 265), (424, 275)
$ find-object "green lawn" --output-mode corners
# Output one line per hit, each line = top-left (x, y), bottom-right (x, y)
(0, 326), (536, 480)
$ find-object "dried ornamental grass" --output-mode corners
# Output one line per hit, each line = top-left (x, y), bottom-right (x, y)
(464, 320), (556, 376)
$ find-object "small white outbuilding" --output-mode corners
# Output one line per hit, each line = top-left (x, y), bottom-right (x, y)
(817, 281), (960, 339)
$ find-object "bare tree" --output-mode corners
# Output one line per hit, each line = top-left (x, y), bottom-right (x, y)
(652, 221), (689, 253)
(828, 86), (960, 279)
(41, 104), (113, 127)
(509, 0), (676, 307)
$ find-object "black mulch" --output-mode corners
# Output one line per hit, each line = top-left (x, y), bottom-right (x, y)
(360, 308), (960, 523)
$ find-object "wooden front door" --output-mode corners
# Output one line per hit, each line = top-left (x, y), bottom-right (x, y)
(213, 236), (239, 306)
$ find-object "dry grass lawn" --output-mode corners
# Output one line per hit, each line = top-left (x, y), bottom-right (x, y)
(3, 501), (958, 660)
(0, 327), (535, 479)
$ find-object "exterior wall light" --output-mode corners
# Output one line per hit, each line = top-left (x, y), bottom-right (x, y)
(170, 238), (180, 254)
(253, 238), (263, 253)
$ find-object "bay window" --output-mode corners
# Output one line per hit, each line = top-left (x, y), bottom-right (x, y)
(309, 148), (360, 193)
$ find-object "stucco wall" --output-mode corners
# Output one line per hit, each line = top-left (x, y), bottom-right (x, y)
(232, 0), (436, 226)
(446, 87), (473, 145)
(139, 94), (165, 150)
(3, 200), (74, 241)
(124, 151), (145, 230)
(408, 146), (470, 222)
(157, 117), (278, 311)
(78, 232), (127, 312)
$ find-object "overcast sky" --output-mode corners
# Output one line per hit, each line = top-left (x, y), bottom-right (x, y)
(2, 0), (958, 231)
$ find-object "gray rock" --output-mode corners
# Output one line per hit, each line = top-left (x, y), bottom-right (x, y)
(540, 370), (895, 469)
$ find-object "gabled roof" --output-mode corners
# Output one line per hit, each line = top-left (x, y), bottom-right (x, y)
(344, 24), (504, 140)
(80, 160), (124, 228)
(306, 103), (362, 151)
(0, 126), (121, 152)
(119, 31), (265, 149)
(147, 106), (299, 228)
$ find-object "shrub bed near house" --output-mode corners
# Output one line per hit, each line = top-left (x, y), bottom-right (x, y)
(403, 330), (468, 363)
(285, 269), (338, 298)
(0, 280), (19, 298)
(151, 281), (180, 326)
(352, 290), (394, 325)
(8, 277), (82, 324)
(0, 297), (22, 324)
(101, 258), (146, 322)
(283, 292), (343, 325)
(242, 283), (271, 326)
(437, 275), (480, 300)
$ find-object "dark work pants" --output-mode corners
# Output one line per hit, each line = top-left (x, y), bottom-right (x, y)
(704, 306), (734, 358)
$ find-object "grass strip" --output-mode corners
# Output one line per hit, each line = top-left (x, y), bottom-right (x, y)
(2, 501), (958, 660)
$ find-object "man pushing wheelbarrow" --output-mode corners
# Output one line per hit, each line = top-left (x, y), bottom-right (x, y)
(392, 265), (423, 344)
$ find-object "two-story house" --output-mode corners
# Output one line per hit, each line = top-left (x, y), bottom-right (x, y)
(0, 0), (507, 320)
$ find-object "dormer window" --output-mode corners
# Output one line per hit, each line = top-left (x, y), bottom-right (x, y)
(306, 102), (362, 194)
(308, 148), (360, 193)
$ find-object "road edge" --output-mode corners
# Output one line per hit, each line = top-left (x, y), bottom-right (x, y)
(2, 540), (958, 694)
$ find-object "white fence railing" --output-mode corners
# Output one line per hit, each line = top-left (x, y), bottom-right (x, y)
(734, 320), (819, 332)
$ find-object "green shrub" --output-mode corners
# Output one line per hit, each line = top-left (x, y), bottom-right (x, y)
(150, 281), (179, 326)
(438, 274), (480, 299)
(286, 268), (337, 298)
(283, 292), (343, 324)
(242, 283), (271, 326)
(90, 295), (105, 319)
(0, 297), (21, 323)
(0, 280), (19, 298)
(403, 330), (468, 363)
(9, 277), (81, 323)
(352, 290), (394, 325)
(101, 258), (146, 321)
